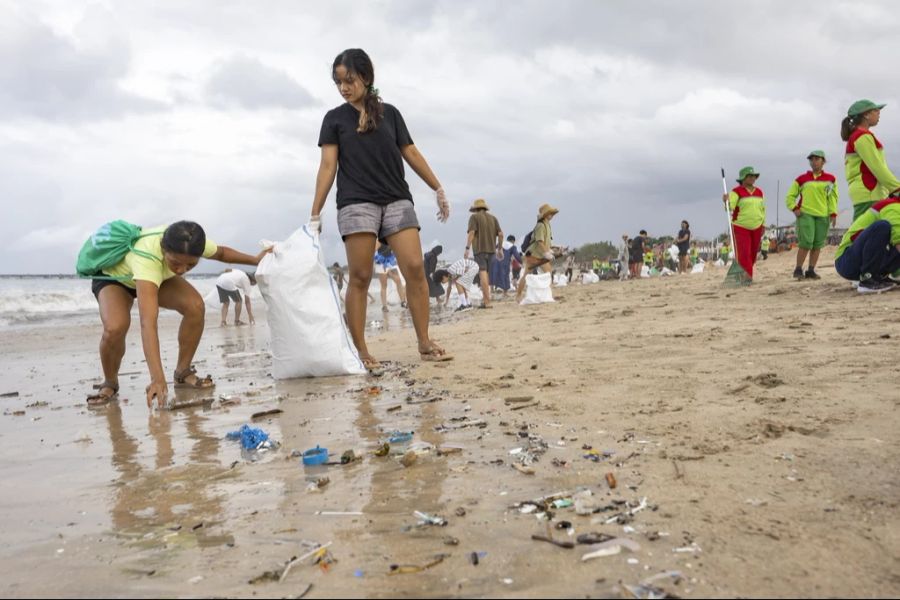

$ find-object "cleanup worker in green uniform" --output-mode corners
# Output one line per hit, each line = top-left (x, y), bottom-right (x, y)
(722, 166), (766, 280)
(785, 150), (838, 280)
(834, 198), (900, 294)
(841, 99), (900, 220)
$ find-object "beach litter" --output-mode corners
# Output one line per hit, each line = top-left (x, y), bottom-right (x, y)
(389, 553), (449, 575)
(531, 534), (575, 549)
(226, 424), (277, 451)
(412, 511), (448, 528)
(581, 538), (641, 562)
(251, 408), (283, 420)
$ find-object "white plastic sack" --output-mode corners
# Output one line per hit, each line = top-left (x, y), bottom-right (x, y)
(660, 267), (674, 276)
(581, 271), (600, 284)
(691, 263), (705, 274)
(714, 259), (725, 267)
(203, 288), (220, 309)
(256, 225), (365, 378)
(553, 273), (569, 287)
(520, 272), (555, 305)
(641, 265), (651, 278)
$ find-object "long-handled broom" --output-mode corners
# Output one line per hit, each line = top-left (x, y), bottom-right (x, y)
(721, 168), (752, 287)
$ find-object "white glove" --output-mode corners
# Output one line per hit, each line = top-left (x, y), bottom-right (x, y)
(435, 187), (450, 223)
(309, 214), (322, 233)
(543, 251), (555, 261)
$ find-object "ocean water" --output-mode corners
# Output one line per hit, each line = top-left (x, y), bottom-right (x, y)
(0, 274), (447, 331)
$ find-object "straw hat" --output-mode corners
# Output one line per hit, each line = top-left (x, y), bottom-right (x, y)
(469, 198), (490, 212)
(537, 203), (559, 220)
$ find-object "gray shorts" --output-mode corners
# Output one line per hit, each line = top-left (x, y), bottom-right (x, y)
(337, 200), (420, 242)
(474, 252), (493, 272)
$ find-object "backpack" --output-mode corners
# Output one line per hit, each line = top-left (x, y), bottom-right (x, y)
(520, 230), (534, 255)
(75, 220), (160, 279)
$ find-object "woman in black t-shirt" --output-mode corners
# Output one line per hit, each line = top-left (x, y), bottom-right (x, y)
(310, 49), (452, 370)
(676, 220), (691, 274)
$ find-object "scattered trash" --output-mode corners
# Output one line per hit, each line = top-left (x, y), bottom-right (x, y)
(455, 507), (467, 517)
(577, 532), (615, 545)
(333, 449), (357, 466)
(1, 391), (20, 398)
(531, 534), (575, 549)
(437, 444), (464, 456)
(251, 408), (283, 420)
(387, 405), (402, 412)
(218, 394), (241, 406)
(306, 477), (330, 493)
(373, 443), (390, 457)
(413, 511), (447, 527)
(443, 536), (460, 546)
(226, 424), (278, 453)
(581, 538), (641, 562)
(388, 431), (413, 455)
(511, 401), (541, 411)
(504, 396), (534, 404)
(552, 499), (573, 509)
(623, 570), (683, 599)
(400, 451), (418, 468)
(301, 446), (329, 466)
(605, 472), (618, 489)
(434, 418), (487, 432)
(673, 543), (702, 554)
(512, 463), (536, 475)
(389, 553), (449, 575)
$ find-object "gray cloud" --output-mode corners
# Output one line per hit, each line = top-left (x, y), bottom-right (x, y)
(205, 55), (316, 110)
(0, 5), (165, 122)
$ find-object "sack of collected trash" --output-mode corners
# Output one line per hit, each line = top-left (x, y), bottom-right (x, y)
(256, 224), (365, 378)
(581, 271), (600, 284)
(641, 265), (651, 278)
(691, 263), (704, 274)
(520, 272), (555, 305)
(553, 273), (568, 287)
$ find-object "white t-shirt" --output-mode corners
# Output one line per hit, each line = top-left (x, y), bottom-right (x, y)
(448, 258), (478, 278)
(216, 270), (252, 295)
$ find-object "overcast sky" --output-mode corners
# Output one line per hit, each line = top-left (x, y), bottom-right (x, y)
(2, 0), (899, 273)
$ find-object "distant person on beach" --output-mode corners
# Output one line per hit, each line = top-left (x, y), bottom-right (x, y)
(785, 150), (838, 280)
(675, 220), (691, 274)
(834, 198), (900, 293)
(423, 244), (444, 302)
(310, 49), (452, 370)
(564, 252), (576, 283)
(515, 204), (559, 303)
(629, 230), (646, 279)
(618, 234), (630, 280)
(723, 166), (766, 281)
(374, 242), (407, 312)
(435, 257), (479, 311)
(490, 235), (521, 298)
(720, 241), (732, 264)
(330, 262), (345, 292)
(690, 241), (700, 265)
(465, 198), (503, 309)
(841, 99), (900, 220)
(215, 269), (257, 326)
(85, 221), (270, 408)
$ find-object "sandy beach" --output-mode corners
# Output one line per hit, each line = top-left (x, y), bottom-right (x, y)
(1, 247), (899, 598)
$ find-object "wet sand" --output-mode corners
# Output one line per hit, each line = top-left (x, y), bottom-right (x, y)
(1, 247), (899, 598)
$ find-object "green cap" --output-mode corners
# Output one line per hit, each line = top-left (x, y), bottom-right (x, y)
(807, 150), (826, 160)
(848, 99), (885, 117)
(736, 166), (760, 183)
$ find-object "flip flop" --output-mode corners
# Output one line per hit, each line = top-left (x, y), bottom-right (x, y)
(87, 380), (119, 407)
(174, 366), (215, 390)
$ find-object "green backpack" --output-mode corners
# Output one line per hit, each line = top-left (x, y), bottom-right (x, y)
(75, 220), (161, 280)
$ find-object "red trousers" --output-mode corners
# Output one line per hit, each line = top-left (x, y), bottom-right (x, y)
(733, 224), (764, 278)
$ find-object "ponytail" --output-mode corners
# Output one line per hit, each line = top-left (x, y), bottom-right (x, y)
(840, 115), (857, 142)
(357, 85), (384, 133)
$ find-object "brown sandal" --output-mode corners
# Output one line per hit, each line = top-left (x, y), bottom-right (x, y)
(419, 342), (454, 362)
(87, 381), (119, 406)
(174, 366), (215, 390)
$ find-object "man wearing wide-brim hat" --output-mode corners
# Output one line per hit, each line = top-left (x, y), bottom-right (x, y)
(464, 198), (503, 308)
(515, 203), (560, 302)
(722, 167), (767, 281)
(842, 99), (900, 220)
(784, 151), (839, 281)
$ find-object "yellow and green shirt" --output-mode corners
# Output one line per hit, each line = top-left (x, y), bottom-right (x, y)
(728, 185), (766, 230)
(102, 225), (218, 288)
(785, 171), (838, 218)
(845, 128), (900, 206)
(835, 199), (900, 259)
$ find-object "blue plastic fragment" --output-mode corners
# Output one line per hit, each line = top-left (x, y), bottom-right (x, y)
(302, 446), (329, 466)
(226, 424), (270, 450)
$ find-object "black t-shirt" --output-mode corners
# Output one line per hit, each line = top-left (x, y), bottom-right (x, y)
(677, 228), (691, 251)
(318, 102), (414, 209)
(631, 236), (644, 257)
